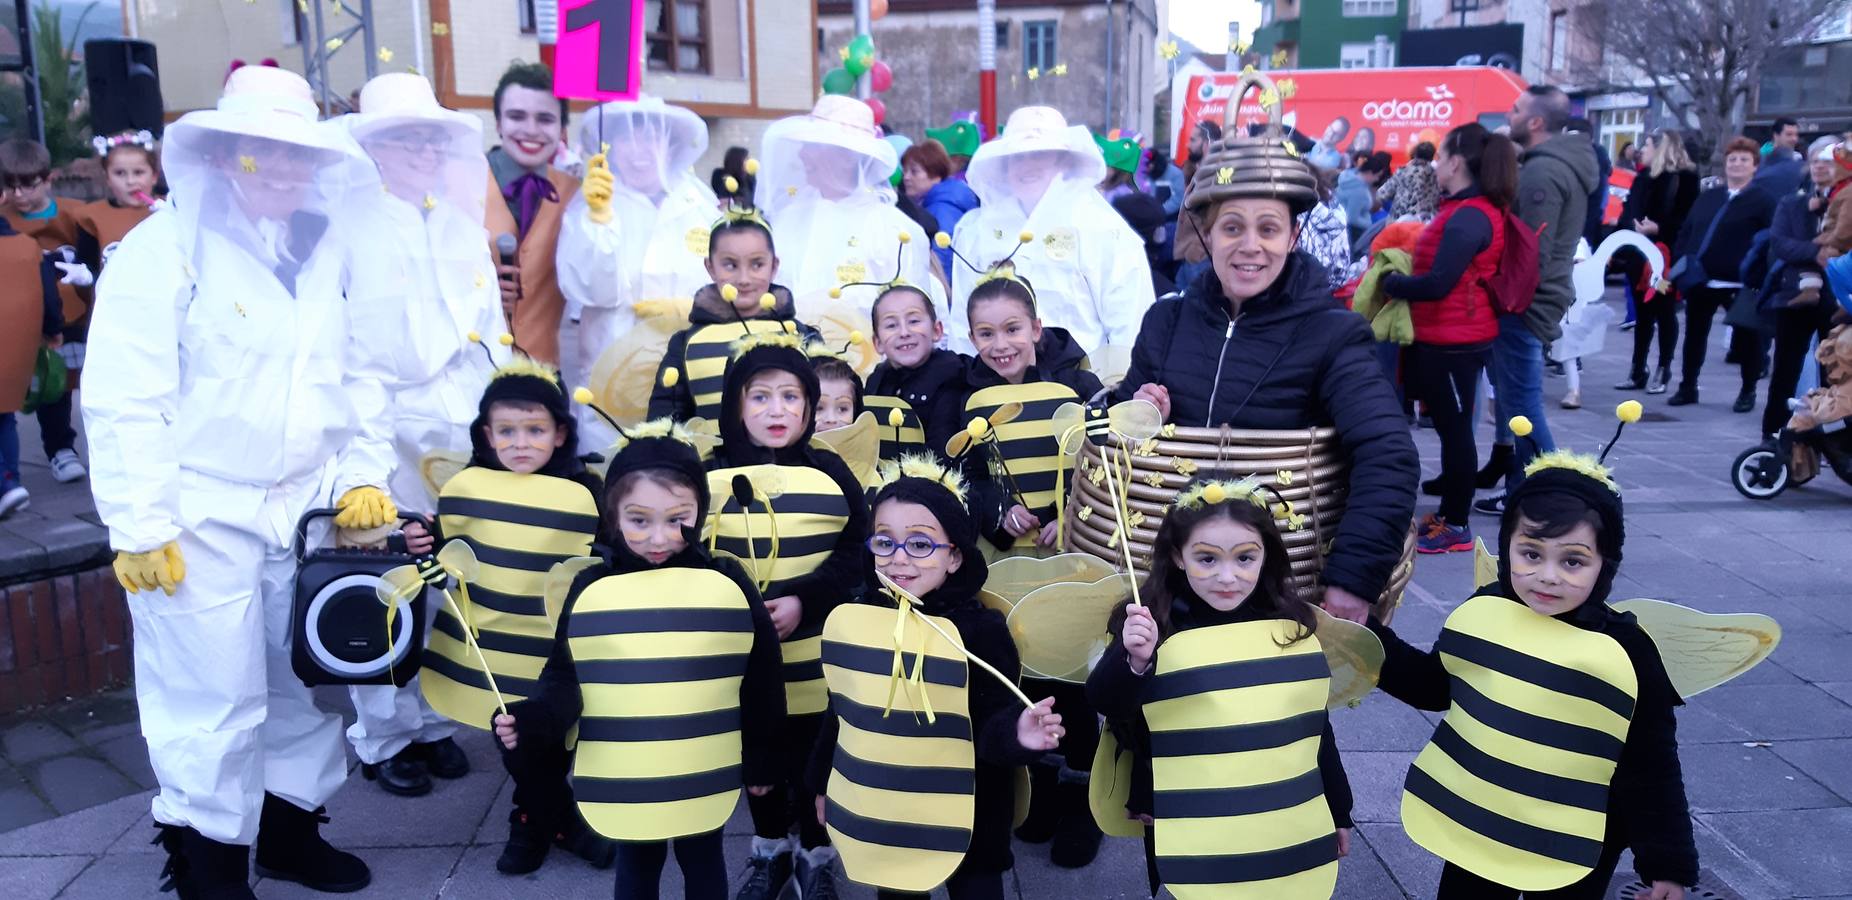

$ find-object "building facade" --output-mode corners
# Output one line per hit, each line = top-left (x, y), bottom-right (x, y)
(1252, 0), (1406, 71)
(817, 0), (1160, 145)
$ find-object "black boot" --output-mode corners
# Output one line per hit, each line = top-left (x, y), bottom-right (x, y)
(252, 794), (371, 893)
(153, 825), (256, 900)
(1049, 775), (1103, 868)
(360, 745), (432, 797)
(554, 814), (616, 869)
(1419, 475), (1442, 497)
(1613, 370), (1647, 391)
(413, 737), (470, 779)
(1012, 761), (1061, 844)
(496, 808), (552, 875)
(1475, 443), (1513, 490)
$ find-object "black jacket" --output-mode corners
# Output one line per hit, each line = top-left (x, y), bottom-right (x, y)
(1755, 187), (1829, 306)
(1110, 257), (1418, 601)
(805, 590), (1040, 874)
(646, 283), (820, 422)
(1086, 597), (1354, 830)
(954, 327), (1103, 549)
(1367, 590), (1697, 887)
(507, 545), (788, 788)
(865, 347), (969, 463)
(1622, 169), (1701, 251)
(1673, 184), (1779, 284)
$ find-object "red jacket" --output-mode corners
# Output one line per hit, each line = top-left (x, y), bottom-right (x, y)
(1409, 195), (1504, 345)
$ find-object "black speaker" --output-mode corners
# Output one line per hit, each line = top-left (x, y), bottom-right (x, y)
(84, 39), (164, 138)
(290, 510), (429, 687)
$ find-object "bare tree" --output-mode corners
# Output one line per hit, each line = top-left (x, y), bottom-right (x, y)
(1578, 0), (1839, 161)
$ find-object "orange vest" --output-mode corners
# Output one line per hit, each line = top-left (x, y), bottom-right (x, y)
(71, 200), (152, 257)
(4, 206), (83, 326)
(0, 234), (47, 413)
(484, 168), (580, 366)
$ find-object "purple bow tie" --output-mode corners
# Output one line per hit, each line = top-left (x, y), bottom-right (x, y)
(503, 172), (559, 242)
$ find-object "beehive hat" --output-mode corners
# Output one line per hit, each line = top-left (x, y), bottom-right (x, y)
(1184, 70), (1319, 217)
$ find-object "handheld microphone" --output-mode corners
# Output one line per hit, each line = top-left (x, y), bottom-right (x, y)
(495, 232), (519, 268)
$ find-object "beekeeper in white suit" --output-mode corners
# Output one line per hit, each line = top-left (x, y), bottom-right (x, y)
(948, 106), (1154, 356)
(81, 66), (393, 898)
(756, 95), (944, 320)
(340, 71), (507, 797)
(557, 95), (716, 446)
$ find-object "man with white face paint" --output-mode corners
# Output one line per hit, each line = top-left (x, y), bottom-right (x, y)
(557, 96), (717, 449)
(949, 106), (1154, 356)
(340, 71), (508, 798)
(82, 66), (394, 897)
(756, 95), (944, 324)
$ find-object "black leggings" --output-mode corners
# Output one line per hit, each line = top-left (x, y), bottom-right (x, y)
(1409, 343), (1490, 523)
(1763, 302), (1839, 436)
(874, 866), (1007, 900)
(1630, 293), (1680, 376)
(1680, 285), (1758, 393)
(745, 712), (829, 848)
(500, 727), (574, 832)
(613, 830), (727, 900)
(1434, 837), (1625, 899)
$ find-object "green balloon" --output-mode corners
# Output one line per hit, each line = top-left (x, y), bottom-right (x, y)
(845, 33), (877, 75)
(822, 67), (857, 95)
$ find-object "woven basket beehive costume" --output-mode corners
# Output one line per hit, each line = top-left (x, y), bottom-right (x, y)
(1063, 71), (1414, 621)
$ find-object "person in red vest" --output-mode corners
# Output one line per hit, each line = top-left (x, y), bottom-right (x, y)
(1381, 123), (1522, 555)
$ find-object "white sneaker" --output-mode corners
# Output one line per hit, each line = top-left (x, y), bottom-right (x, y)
(0, 486), (27, 518)
(50, 449), (85, 483)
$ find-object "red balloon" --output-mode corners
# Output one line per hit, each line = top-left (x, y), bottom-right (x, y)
(865, 97), (887, 125)
(869, 59), (894, 93)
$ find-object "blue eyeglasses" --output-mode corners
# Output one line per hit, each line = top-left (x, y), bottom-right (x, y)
(866, 534), (951, 559)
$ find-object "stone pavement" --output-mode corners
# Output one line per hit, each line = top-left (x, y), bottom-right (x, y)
(0, 293), (1848, 898)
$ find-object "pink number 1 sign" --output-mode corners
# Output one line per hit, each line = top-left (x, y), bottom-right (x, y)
(553, 0), (644, 101)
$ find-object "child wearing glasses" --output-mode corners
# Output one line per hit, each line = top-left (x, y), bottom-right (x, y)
(0, 138), (86, 485)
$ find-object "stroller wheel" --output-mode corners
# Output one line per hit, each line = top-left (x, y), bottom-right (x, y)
(1732, 446), (1790, 500)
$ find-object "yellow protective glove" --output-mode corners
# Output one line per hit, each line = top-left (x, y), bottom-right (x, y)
(334, 486), (398, 530)
(583, 152), (614, 224)
(113, 541), (187, 596)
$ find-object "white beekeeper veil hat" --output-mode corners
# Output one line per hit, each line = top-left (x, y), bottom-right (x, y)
(965, 106), (1106, 215)
(577, 95), (708, 200)
(754, 94), (898, 221)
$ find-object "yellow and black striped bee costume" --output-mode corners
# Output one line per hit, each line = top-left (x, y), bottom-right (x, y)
(1144, 619), (1342, 899)
(422, 466), (599, 728)
(863, 394), (927, 461)
(646, 283), (819, 423)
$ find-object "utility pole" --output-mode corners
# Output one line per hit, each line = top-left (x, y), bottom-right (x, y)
(5, 0), (44, 142)
(978, 0), (997, 136)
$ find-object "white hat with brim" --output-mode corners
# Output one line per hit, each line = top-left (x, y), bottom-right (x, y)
(967, 106), (1106, 188)
(578, 96), (708, 175)
(163, 66), (361, 166)
(767, 94), (897, 171)
(348, 72), (482, 147)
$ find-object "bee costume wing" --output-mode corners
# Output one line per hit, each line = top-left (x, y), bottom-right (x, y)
(542, 556), (602, 624)
(1310, 605), (1384, 710)
(1004, 572), (1136, 682)
(811, 411), (881, 488)
(587, 309), (684, 426)
(418, 449), (472, 499)
(1609, 598), (1782, 698)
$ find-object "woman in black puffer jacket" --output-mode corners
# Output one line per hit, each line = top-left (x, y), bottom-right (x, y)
(1109, 113), (1418, 624)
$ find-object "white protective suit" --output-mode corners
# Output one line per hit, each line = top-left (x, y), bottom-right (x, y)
(81, 69), (392, 845)
(557, 97), (716, 448)
(948, 106), (1155, 356)
(339, 73), (508, 764)
(755, 96), (945, 324)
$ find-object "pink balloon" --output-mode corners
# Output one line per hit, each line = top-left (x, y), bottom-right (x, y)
(866, 97), (887, 125)
(869, 60), (894, 93)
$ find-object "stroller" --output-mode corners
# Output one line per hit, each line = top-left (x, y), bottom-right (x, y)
(1732, 323), (1852, 499)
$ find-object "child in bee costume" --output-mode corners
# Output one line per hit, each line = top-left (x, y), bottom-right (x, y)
(81, 66), (396, 897)
(403, 358), (613, 875)
(1086, 476), (1357, 899)
(491, 418), (786, 900)
(339, 71), (509, 796)
(557, 96), (717, 447)
(808, 456), (1065, 899)
(1368, 410), (1699, 900)
(647, 209), (819, 424)
(864, 283), (967, 464)
(705, 332), (869, 900)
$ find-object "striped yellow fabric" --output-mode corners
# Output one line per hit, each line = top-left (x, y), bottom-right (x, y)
(707, 463), (852, 716)
(1401, 595), (1637, 892)
(862, 394), (927, 462)
(683, 320), (792, 421)
(422, 468), (598, 730)
(821, 604), (974, 893)
(569, 568), (756, 841)
(962, 382), (1081, 549)
(1145, 620), (1339, 900)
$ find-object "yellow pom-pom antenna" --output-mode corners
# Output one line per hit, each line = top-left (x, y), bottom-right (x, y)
(1202, 483), (1227, 504)
(724, 175), (739, 194)
(1617, 400), (1643, 424)
(1509, 416), (1533, 438)
(572, 387), (594, 405)
(829, 287), (842, 299)
(760, 293), (778, 311)
(662, 367), (680, 388)
(744, 157), (760, 176)
(966, 416), (991, 440)
(720, 283), (739, 302)
(466, 330), (481, 343)
(898, 231), (912, 245)
(848, 330), (866, 345)
(935, 232), (952, 249)
(1018, 230), (1035, 244)
(497, 333), (514, 347)
(887, 408), (905, 428)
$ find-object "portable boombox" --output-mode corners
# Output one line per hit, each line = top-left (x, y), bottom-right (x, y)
(290, 509), (429, 688)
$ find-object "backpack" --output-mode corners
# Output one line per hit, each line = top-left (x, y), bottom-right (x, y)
(1481, 209), (1540, 316)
